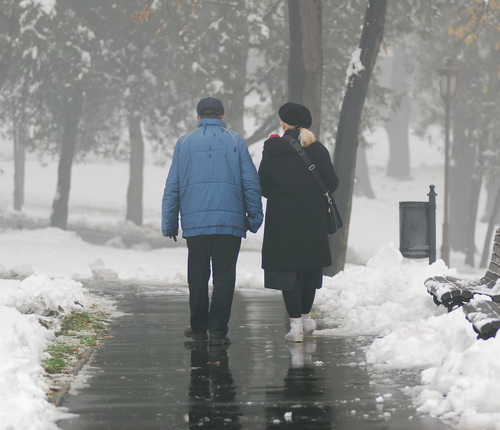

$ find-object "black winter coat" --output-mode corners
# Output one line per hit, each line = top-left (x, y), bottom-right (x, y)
(259, 130), (339, 272)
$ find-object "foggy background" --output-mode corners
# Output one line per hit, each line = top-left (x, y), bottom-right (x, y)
(1, 0), (500, 269)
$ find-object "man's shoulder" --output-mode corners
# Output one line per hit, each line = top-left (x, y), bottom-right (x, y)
(221, 127), (244, 144)
(177, 128), (201, 144)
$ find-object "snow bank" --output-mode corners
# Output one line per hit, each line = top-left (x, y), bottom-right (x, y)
(316, 242), (500, 428)
(0, 275), (105, 430)
(416, 317), (500, 429)
(0, 227), (189, 284)
(315, 242), (452, 336)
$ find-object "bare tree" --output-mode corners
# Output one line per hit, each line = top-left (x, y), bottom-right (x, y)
(126, 113), (144, 226)
(0, 0), (22, 90)
(325, 0), (388, 276)
(50, 88), (84, 229)
(288, 0), (323, 139)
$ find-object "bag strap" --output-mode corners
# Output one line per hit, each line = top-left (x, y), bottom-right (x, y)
(283, 135), (331, 198)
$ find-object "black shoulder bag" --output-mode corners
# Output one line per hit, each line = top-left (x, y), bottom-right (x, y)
(284, 135), (343, 234)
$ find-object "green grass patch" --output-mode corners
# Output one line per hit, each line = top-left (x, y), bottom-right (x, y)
(58, 311), (107, 335)
(43, 357), (68, 374)
(42, 309), (109, 375)
(79, 335), (97, 347)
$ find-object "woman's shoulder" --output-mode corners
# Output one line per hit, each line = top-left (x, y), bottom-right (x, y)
(306, 140), (330, 155)
(262, 134), (295, 156)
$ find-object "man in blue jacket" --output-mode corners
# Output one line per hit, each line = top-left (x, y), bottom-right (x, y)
(162, 98), (263, 346)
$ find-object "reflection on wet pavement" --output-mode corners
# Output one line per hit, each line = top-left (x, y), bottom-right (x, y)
(265, 341), (334, 429)
(58, 285), (451, 430)
(187, 342), (242, 429)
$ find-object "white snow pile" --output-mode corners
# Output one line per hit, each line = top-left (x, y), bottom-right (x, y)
(0, 275), (106, 430)
(316, 243), (500, 429)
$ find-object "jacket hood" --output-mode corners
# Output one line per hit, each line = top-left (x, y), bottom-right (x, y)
(263, 129), (301, 156)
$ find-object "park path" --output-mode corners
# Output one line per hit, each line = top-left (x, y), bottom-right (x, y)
(57, 282), (450, 430)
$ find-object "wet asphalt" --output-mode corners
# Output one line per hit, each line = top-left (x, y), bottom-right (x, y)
(57, 282), (451, 430)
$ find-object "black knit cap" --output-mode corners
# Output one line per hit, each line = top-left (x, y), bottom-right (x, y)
(197, 97), (224, 116)
(278, 102), (312, 129)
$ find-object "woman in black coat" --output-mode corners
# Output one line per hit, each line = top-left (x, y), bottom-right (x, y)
(259, 102), (339, 342)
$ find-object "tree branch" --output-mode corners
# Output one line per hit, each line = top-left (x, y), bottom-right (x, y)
(244, 114), (279, 146)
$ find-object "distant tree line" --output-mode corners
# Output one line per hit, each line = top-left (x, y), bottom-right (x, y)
(1, 0), (499, 271)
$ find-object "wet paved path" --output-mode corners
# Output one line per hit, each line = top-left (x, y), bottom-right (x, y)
(58, 283), (450, 430)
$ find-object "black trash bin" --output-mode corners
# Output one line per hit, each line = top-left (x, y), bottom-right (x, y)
(399, 185), (437, 264)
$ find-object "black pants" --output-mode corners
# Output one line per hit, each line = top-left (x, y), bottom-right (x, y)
(186, 235), (241, 337)
(282, 269), (322, 318)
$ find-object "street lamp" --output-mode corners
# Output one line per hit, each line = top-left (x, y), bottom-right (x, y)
(437, 58), (460, 267)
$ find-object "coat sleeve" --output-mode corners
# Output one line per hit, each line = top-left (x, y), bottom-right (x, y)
(161, 141), (181, 236)
(315, 144), (339, 194)
(239, 138), (263, 233)
(258, 144), (272, 199)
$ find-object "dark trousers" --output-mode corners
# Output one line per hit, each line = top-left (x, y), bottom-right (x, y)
(186, 235), (241, 337)
(282, 269), (322, 318)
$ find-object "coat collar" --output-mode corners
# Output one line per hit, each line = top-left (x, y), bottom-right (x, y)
(197, 118), (227, 128)
(263, 129), (301, 156)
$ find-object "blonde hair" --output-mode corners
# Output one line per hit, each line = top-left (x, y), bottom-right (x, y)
(282, 122), (316, 147)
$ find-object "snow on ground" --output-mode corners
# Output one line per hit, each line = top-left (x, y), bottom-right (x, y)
(0, 275), (114, 430)
(0, 127), (499, 429)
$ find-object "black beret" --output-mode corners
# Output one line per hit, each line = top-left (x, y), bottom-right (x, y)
(278, 102), (312, 129)
(197, 97), (224, 116)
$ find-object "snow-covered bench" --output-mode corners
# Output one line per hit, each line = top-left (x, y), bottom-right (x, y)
(424, 228), (500, 312)
(462, 300), (500, 339)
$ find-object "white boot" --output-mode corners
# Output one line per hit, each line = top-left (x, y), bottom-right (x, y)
(302, 313), (316, 336)
(286, 342), (304, 368)
(285, 317), (304, 342)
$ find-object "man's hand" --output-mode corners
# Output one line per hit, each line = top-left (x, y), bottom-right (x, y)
(168, 235), (177, 242)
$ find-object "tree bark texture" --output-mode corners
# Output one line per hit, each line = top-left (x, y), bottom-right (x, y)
(126, 113), (144, 225)
(50, 89), (84, 229)
(385, 44), (411, 178)
(13, 113), (25, 211)
(287, 0), (323, 140)
(324, 0), (388, 276)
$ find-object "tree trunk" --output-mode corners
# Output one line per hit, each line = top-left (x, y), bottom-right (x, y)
(449, 124), (474, 252)
(354, 145), (375, 198)
(464, 126), (489, 266)
(50, 89), (84, 229)
(13, 113), (25, 211)
(126, 113), (144, 225)
(227, 19), (249, 137)
(324, 0), (388, 276)
(465, 172), (482, 266)
(480, 183), (500, 268)
(288, 0), (323, 140)
(0, 0), (22, 90)
(481, 177), (500, 223)
(385, 44), (412, 178)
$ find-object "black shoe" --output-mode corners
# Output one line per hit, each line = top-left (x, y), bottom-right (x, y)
(184, 326), (208, 341)
(209, 334), (231, 346)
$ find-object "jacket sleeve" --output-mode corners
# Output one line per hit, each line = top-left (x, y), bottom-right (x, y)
(239, 138), (263, 233)
(161, 142), (181, 236)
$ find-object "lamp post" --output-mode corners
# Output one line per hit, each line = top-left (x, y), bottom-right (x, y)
(437, 58), (460, 267)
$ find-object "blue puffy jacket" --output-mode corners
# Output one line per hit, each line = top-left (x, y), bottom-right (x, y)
(162, 118), (263, 238)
